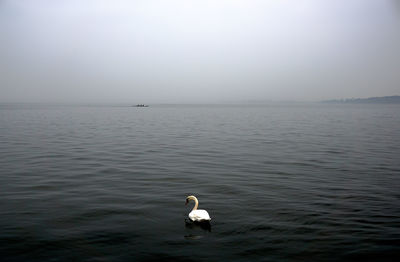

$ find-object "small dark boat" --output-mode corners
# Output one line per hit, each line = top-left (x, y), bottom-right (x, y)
(134, 104), (149, 107)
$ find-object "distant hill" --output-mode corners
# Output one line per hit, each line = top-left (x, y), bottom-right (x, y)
(322, 96), (400, 104)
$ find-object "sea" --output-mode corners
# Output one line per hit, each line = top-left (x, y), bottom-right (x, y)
(0, 103), (399, 261)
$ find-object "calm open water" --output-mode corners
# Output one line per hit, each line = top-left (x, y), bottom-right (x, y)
(1, 103), (399, 261)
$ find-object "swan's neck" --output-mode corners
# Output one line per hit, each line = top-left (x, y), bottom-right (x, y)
(192, 198), (199, 211)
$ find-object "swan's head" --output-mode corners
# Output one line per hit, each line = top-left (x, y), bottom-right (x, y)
(185, 195), (197, 205)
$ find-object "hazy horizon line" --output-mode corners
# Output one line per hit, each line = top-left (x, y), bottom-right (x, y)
(1, 95), (399, 106)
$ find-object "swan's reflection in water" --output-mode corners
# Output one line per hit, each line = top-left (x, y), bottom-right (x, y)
(184, 219), (211, 239)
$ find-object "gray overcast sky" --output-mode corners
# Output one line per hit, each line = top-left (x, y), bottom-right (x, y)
(1, 0), (399, 103)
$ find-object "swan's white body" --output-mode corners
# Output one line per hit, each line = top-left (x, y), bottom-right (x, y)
(186, 195), (211, 222)
(189, 209), (211, 222)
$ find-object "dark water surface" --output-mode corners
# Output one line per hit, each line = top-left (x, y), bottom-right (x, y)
(1, 104), (399, 261)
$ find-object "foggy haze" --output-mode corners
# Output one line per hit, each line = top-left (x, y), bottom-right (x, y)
(1, 0), (399, 104)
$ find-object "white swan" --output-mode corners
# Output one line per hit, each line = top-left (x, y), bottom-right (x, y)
(185, 195), (211, 222)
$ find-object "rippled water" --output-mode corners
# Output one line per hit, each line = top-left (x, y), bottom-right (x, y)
(1, 103), (399, 261)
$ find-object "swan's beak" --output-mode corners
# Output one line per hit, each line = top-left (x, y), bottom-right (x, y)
(185, 199), (189, 205)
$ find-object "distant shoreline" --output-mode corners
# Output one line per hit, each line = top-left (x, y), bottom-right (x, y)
(1, 96), (400, 106)
(322, 96), (400, 104)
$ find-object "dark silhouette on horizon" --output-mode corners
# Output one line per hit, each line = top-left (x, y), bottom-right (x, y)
(322, 96), (400, 104)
